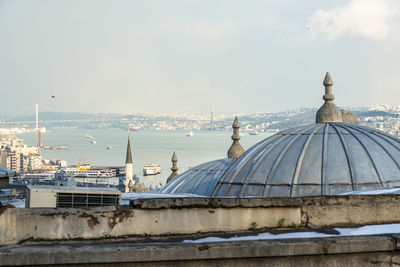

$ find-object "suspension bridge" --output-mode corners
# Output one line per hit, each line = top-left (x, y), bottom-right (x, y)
(0, 104), (104, 127)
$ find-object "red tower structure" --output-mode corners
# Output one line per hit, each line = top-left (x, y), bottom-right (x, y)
(37, 122), (43, 147)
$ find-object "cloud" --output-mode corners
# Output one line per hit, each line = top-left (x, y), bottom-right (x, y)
(310, 0), (398, 40)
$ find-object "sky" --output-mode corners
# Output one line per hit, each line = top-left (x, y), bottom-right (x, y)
(1, 0), (400, 116)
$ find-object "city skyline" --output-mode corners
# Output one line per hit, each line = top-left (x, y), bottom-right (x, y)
(1, 0), (400, 115)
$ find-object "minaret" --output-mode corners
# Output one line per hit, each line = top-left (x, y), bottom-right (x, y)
(227, 116), (244, 158)
(166, 152), (178, 183)
(124, 136), (133, 192)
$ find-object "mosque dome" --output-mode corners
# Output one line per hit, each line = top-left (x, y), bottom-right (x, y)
(162, 72), (400, 197)
(160, 158), (234, 196)
(213, 122), (400, 197)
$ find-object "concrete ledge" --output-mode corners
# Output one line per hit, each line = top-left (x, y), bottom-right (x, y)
(0, 234), (397, 266)
(130, 195), (400, 209)
(3, 194), (400, 245)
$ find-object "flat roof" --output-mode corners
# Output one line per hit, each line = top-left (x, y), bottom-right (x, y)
(27, 185), (121, 195)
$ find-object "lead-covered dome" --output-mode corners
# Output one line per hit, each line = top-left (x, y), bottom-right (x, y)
(213, 123), (400, 197)
(161, 72), (400, 198)
(160, 158), (234, 196)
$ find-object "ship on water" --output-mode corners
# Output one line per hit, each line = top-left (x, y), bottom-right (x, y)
(43, 145), (67, 150)
(248, 130), (259, 135)
(143, 157), (161, 176)
(66, 168), (116, 178)
(186, 130), (193, 137)
(64, 160), (116, 178)
(125, 124), (140, 132)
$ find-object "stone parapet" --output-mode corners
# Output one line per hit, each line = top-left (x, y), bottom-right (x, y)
(1, 235), (400, 266)
(2, 195), (400, 245)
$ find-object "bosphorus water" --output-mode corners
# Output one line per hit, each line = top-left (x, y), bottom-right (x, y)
(19, 129), (270, 188)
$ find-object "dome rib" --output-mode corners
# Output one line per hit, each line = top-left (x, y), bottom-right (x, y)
(204, 160), (230, 195)
(330, 124), (357, 190)
(236, 126), (313, 197)
(176, 160), (223, 193)
(290, 124), (323, 197)
(340, 124), (384, 186)
(261, 125), (317, 197)
(345, 124), (400, 170)
(160, 158), (234, 196)
(212, 134), (280, 197)
(160, 172), (189, 193)
(189, 160), (226, 194)
(321, 123), (330, 195)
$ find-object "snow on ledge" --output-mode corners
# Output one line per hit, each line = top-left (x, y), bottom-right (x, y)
(121, 192), (204, 205)
(338, 187), (400, 195)
(183, 223), (400, 243)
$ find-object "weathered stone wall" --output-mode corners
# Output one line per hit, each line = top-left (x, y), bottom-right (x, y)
(2, 235), (400, 266)
(2, 194), (400, 245)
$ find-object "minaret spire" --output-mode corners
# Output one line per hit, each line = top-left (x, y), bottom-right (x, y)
(166, 152), (179, 183)
(123, 136), (134, 192)
(227, 116), (244, 158)
(126, 136), (133, 164)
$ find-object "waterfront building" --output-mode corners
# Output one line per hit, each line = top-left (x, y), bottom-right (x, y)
(0, 137), (41, 172)
(25, 153), (43, 171)
(0, 150), (20, 172)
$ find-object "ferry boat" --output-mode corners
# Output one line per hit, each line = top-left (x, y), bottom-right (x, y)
(125, 124), (140, 131)
(85, 134), (94, 139)
(186, 130), (194, 137)
(249, 131), (259, 135)
(70, 169), (116, 178)
(65, 167), (116, 178)
(43, 145), (67, 150)
(143, 158), (161, 176)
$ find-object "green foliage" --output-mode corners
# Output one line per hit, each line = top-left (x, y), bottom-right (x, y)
(249, 222), (257, 231)
(277, 218), (286, 228)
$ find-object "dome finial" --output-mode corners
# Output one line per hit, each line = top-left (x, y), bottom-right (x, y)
(316, 72), (342, 123)
(166, 152), (178, 183)
(227, 116), (244, 158)
(323, 72), (333, 86)
(323, 72), (334, 102)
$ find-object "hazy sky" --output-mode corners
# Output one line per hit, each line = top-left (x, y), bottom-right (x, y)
(1, 0), (400, 116)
